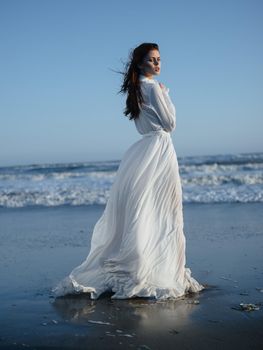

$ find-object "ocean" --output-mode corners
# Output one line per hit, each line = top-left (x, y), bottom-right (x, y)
(0, 152), (262, 208)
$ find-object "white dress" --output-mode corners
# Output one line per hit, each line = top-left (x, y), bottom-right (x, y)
(52, 74), (205, 300)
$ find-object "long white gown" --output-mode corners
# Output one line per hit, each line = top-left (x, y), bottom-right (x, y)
(52, 74), (205, 300)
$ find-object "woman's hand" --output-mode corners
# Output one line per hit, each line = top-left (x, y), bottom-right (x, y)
(159, 82), (169, 93)
(159, 83), (168, 91)
(159, 82), (166, 90)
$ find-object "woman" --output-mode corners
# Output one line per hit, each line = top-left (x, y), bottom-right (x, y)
(52, 42), (205, 300)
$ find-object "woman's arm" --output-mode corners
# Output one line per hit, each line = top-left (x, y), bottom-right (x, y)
(149, 83), (176, 132)
(159, 83), (176, 117)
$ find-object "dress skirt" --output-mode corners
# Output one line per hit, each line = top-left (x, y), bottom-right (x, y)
(52, 129), (205, 300)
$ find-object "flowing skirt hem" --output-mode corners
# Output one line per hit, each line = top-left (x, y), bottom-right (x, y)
(51, 267), (205, 301)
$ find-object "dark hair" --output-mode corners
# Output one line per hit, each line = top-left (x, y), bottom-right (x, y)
(118, 42), (159, 120)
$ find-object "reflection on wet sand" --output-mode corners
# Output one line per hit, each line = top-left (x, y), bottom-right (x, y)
(52, 290), (204, 332)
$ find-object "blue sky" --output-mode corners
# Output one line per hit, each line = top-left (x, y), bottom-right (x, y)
(0, 0), (262, 166)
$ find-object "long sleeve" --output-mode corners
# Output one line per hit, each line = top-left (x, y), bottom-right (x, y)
(149, 83), (176, 132)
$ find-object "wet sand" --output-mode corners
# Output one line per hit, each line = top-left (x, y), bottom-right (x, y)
(0, 203), (263, 349)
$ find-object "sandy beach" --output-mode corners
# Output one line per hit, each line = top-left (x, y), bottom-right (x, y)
(0, 203), (263, 349)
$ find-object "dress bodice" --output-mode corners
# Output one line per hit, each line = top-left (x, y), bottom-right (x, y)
(134, 74), (176, 135)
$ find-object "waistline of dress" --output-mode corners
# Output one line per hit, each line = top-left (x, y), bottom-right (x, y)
(141, 129), (170, 138)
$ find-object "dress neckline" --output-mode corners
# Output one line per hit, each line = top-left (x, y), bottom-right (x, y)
(139, 74), (156, 84)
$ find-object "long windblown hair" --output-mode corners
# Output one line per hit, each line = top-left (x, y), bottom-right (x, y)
(118, 42), (159, 120)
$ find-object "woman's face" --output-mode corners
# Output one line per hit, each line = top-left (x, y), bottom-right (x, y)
(139, 49), (161, 78)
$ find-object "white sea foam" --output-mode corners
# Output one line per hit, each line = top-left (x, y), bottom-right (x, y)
(0, 153), (262, 207)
